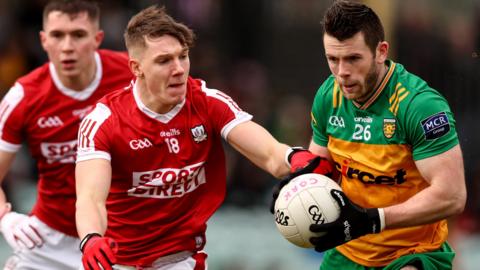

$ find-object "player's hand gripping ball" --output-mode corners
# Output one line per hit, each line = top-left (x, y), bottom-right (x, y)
(273, 173), (341, 248)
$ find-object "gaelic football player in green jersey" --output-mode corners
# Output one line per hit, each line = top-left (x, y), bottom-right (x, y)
(299, 1), (466, 269)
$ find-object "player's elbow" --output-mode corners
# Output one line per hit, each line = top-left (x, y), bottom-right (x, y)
(445, 186), (467, 217)
(451, 189), (467, 216)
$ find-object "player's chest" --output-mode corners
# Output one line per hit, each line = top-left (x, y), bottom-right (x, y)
(110, 116), (213, 164)
(326, 105), (405, 145)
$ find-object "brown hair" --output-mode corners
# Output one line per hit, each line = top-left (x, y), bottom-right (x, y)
(124, 5), (195, 55)
(43, 0), (100, 26)
(322, 0), (384, 53)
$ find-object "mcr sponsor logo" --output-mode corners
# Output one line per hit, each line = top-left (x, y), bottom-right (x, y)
(129, 162), (206, 198)
(129, 138), (153, 150)
(37, 116), (64, 128)
(40, 140), (77, 164)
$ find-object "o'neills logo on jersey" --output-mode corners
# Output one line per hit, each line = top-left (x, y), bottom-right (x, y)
(335, 161), (406, 185)
(37, 116), (63, 128)
(40, 140), (77, 164)
(72, 105), (94, 119)
(129, 162), (206, 198)
(160, 128), (181, 137)
(191, 125), (207, 143)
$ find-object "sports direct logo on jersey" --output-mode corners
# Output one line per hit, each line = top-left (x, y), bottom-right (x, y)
(129, 162), (206, 198)
(40, 140), (77, 164)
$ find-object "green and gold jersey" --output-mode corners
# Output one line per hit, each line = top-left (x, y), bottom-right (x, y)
(311, 60), (459, 267)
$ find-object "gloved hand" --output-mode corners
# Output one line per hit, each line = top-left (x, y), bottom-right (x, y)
(288, 147), (334, 176)
(0, 210), (44, 250)
(309, 189), (385, 252)
(80, 233), (118, 270)
(270, 147), (335, 214)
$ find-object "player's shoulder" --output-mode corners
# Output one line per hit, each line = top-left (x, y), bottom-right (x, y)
(16, 62), (51, 93)
(98, 81), (133, 105)
(188, 76), (221, 100)
(317, 75), (336, 94)
(388, 62), (447, 116)
(84, 88), (129, 122)
(312, 75), (337, 109)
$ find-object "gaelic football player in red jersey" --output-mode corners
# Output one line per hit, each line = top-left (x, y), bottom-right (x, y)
(0, 1), (133, 269)
(75, 5), (335, 270)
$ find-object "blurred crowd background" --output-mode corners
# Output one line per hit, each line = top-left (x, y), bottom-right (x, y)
(0, 0), (479, 269)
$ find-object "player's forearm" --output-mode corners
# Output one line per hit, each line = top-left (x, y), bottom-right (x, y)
(383, 183), (465, 229)
(76, 198), (108, 238)
(227, 121), (290, 178)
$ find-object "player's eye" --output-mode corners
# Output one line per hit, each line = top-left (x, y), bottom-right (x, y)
(327, 57), (338, 64)
(50, 32), (64, 39)
(72, 31), (87, 39)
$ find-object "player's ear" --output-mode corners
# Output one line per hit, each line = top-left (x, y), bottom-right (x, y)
(376, 41), (389, 64)
(39, 31), (48, 51)
(129, 58), (143, 78)
(94, 30), (104, 49)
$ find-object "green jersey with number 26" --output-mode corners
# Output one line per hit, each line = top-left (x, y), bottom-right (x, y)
(311, 60), (459, 267)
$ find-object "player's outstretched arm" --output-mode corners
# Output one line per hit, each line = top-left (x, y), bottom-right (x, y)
(226, 120), (290, 178)
(0, 150), (44, 250)
(383, 144), (466, 228)
(76, 159), (117, 270)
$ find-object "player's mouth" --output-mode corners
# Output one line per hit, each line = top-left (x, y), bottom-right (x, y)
(341, 83), (357, 94)
(61, 59), (77, 70)
(168, 82), (185, 89)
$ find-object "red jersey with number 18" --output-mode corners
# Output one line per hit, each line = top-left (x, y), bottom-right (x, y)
(0, 50), (133, 237)
(77, 77), (252, 266)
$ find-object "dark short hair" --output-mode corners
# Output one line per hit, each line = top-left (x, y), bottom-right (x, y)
(43, 0), (100, 26)
(322, 0), (384, 53)
(124, 5), (195, 54)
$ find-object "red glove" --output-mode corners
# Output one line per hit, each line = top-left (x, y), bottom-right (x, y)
(270, 148), (336, 214)
(288, 147), (334, 176)
(80, 233), (118, 270)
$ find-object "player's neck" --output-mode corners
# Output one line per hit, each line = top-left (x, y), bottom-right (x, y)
(136, 81), (178, 114)
(57, 62), (97, 91)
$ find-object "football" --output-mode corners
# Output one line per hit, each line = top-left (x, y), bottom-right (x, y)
(274, 173), (342, 248)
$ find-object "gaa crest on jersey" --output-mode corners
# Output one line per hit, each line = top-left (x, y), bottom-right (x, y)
(191, 125), (207, 143)
(383, 118), (396, 139)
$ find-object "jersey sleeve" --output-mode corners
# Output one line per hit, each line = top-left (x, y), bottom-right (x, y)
(311, 78), (335, 147)
(404, 89), (459, 160)
(0, 83), (26, 152)
(200, 81), (252, 140)
(76, 102), (113, 162)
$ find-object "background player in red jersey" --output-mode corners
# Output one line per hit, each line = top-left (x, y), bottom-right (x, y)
(0, 1), (133, 269)
(75, 5), (333, 270)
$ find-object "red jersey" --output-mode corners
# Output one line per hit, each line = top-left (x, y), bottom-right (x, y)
(77, 77), (252, 266)
(0, 50), (133, 237)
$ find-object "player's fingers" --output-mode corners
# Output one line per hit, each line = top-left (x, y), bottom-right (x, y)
(86, 256), (100, 270)
(96, 251), (113, 270)
(21, 223), (44, 247)
(309, 221), (336, 232)
(330, 189), (347, 208)
(13, 228), (35, 249)
(103, 239), (118, 262)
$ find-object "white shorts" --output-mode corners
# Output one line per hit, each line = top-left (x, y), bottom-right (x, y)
(4, 216), (81, 270)
(109, 251), (207, 270)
